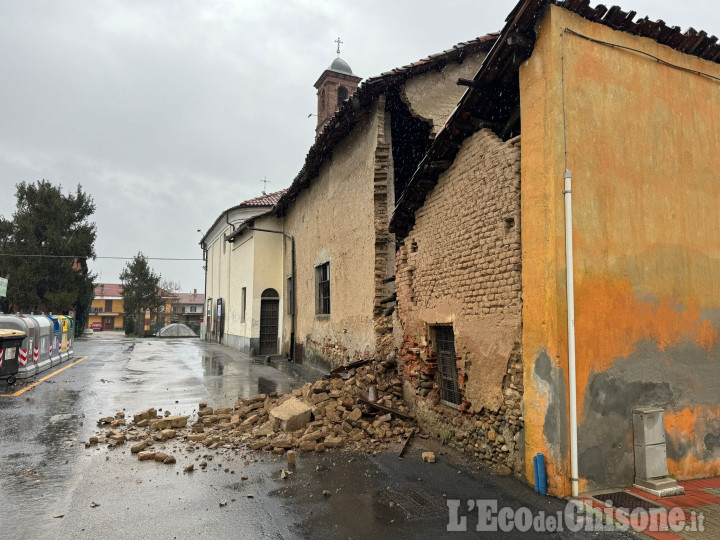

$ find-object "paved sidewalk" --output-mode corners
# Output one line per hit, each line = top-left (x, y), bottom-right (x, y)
(580, 477), (720, 539)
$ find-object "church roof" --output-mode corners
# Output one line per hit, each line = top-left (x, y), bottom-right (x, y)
(200, 189), (287, 246)
(328, 57), (354, 75)
(241, 190), (286, 207)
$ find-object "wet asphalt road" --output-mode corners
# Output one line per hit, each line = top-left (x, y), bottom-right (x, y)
(0, 335), (634, 539)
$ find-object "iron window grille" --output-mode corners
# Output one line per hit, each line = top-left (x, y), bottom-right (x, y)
(316, 262), (330, 315)
(434, 325), (462, 406)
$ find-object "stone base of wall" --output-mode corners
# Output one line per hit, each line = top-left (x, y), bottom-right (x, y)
(222, 334), (256, 356)
(400, 344), (525, 477)
(303, 332), (382, 371)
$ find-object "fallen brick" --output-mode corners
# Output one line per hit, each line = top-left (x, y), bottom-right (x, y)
(269, 398), (311, 432)
(165, 415), (189, 428)
(131, 441), (147, 453)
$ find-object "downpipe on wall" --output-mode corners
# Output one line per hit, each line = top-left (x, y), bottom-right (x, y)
(564, 169), (579, 498)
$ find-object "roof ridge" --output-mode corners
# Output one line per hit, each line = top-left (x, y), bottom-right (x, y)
(240, 188), (287, 206)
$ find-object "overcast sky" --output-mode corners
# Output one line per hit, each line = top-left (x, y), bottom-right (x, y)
(1, 0), (717, 294)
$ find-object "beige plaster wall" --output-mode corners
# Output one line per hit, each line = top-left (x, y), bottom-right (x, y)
(402, 53), (488, 134)
(227, 231), (254, 339)
(283, 101), (381, 369)
(251, 216), (285, 351)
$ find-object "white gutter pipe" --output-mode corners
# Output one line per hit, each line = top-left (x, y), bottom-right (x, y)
(564, 169), (579, 498)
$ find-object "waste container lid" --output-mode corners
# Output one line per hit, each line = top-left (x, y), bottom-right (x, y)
(0, 329), (26, 339)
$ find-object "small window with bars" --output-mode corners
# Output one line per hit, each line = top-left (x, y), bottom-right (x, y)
(433, 325), (462, 406)
(315, 262), (330, 315)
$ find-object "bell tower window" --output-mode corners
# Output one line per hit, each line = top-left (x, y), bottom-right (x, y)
(337, 86), (348, 107)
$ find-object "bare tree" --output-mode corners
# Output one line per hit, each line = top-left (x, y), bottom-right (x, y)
(159, 279), (181, 325)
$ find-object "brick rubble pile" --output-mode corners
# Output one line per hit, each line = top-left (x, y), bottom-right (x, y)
(87, 354), (415, 464)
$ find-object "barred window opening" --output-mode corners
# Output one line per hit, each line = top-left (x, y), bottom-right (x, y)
(434, 325), (462, 406)
(316, 262), (330, 315)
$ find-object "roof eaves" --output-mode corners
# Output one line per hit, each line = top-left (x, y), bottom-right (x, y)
(199, 190), (286, 246)
(225, 208), (276, 243)
(390, 0), (545, 237)
(390, 0), (720, 238)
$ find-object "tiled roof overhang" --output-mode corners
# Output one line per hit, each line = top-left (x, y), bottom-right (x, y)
(200, 189), (286, 246)
(225, 208), (276, 243)
(389, 0), (720, 238)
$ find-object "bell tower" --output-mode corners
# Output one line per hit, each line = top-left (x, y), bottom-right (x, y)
(314, 38), (361, 137)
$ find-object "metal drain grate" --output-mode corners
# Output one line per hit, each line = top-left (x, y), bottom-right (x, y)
(593, 491), (663, 512)
(377, 486), (448, 520)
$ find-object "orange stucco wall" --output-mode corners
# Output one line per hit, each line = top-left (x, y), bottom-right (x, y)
(89, 298), (125, 329)
(521, 6), (720, 496)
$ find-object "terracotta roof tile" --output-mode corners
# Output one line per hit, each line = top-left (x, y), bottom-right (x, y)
(200, 189), (286, 245)
(240, 189), (286, 207)
(94, 283), (123, 297)
(174, 292), (206, 304)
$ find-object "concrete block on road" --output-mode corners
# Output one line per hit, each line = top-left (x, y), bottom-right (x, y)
(269, 397), (311, 432)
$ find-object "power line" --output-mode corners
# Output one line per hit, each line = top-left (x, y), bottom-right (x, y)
(0, 253), (203, 261)
(564, 28), (720, 84)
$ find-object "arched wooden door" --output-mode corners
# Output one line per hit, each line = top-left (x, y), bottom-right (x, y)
(259, 288), (279, 355)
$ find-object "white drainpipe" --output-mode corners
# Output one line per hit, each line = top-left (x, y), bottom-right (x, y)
(564, 169), (579, 498)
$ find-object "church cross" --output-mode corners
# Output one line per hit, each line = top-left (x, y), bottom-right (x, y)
(335, 37), (343, 55)
(260, 177), (270, 195)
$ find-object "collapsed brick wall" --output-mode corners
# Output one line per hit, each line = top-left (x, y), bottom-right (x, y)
(395, 129), (524, 474)
(373, 96), (395, 358)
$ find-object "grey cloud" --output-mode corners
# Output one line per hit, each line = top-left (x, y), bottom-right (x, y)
(0, 0), (718, 290)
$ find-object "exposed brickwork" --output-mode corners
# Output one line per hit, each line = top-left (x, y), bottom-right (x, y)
(395, 128), (524, 473)
(405, 348), (524, 474)
(373, 96), (391, 316)
(372, 96), (395, 358)
(315, 71), (362, 137)
(305, 336), (351, 367)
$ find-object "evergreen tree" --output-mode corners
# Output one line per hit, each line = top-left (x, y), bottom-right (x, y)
(0, 180), (96, 335)
(119, 253), (163, 336)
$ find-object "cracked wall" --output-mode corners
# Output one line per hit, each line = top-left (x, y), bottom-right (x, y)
(521, 6), (720, 496)
(395, 129), (524, 474)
